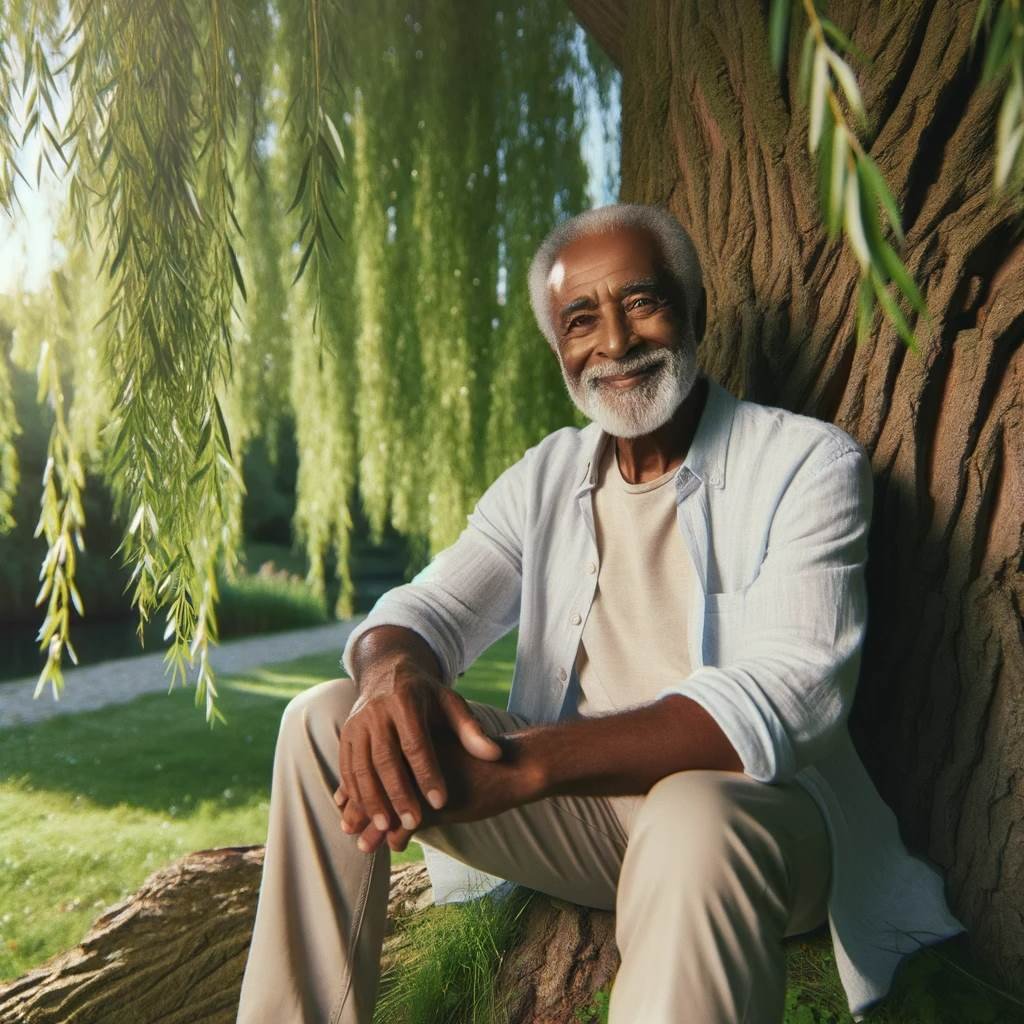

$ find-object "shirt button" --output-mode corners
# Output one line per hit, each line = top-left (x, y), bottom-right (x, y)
(585, 561), (597, 574)
(557, 668), (567, 681)
(570, 613), (582, 625)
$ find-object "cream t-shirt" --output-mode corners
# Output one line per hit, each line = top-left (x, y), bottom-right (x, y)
(575, 432), (694, 716)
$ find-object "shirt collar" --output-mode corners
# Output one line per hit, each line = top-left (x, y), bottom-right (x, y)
(573, 375), (736, 491)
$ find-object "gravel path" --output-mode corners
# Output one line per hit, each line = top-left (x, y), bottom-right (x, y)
(0, 618), (366, 729)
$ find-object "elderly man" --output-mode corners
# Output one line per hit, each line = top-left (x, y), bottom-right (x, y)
(237, 204), (965, 1024)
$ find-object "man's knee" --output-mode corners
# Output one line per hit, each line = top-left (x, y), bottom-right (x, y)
(620, 769), (796, 939)
(627, 770), (765, 871)
(277, 676), (360, 760)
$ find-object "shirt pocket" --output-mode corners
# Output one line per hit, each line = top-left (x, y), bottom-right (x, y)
(704, 588), (749, 615)
(702, 586), (749, 665)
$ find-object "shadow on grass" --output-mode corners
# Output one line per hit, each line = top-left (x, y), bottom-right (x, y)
(783, 928), (1023, 1023)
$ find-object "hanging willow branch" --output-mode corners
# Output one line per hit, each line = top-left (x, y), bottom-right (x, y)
(972, 0), (1024, 190)
(32, 290), (87, 699)
(0, 0), (65, 217)
(769, 0), (932, 351)
(13, 0), (256, 720)
(279, 0), (348, 351)
(0, 0), (611, 719)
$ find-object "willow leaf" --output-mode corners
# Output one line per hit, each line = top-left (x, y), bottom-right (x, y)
(856, 275), (875, 346)
(825, 50), (865, 125)
(876, 239), (928, 319)
(227, 239), (247, 301)
(982, 2), (1014, 83)
(809, 46), (828, 152)
(21, 108), (39, 146)
(871, 267), (918, 351)
(292, 233), (316, 284)
(843, 171), (871, 273)
(769, 0), (791, 75)
(42, 122), (69, 167)
(287, 149), (312, 215)
(213, 394), (233, 458)
(857, 153), (904, 244)
(798, 26), (815, 101)
(322, 108), (346, 162)
(996, 122), (1024, 187)
(819, 16), (869, 63)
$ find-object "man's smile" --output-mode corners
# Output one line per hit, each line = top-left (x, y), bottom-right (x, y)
(595, 363), (660, 387)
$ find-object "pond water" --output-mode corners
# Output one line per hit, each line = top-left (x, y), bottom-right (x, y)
(0, 617), (170, 684)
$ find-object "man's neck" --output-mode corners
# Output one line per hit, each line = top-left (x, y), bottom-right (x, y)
(613, 375), (708, 485)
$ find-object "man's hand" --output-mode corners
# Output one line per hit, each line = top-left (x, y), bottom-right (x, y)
(339, 664), (504, 841)
(335, 725), (545, 853)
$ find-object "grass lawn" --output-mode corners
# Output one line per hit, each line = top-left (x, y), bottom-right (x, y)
(0, 630), (1020, 1022)
(0, 633), (516, 982)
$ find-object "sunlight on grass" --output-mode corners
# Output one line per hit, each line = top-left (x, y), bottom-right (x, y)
(0, 635), (518, 981)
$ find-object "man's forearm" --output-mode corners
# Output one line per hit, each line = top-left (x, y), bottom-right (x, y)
(512, 694), (744, 801)
(349, 624), (446, 689)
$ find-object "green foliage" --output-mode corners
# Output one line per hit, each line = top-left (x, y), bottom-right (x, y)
(973, 0), (1024, 190)
(28, 275), (89, 695)
(783, 929), (1024, 1023)
(0, 1), (610, 718)
(0, 327), (19, 533)
(768, 0), (930, 352)
(0, 352), (133, 624)
(372, 884), (535, 1024)
(215, 563), (328, 635)
(574, 982), (611, 1023)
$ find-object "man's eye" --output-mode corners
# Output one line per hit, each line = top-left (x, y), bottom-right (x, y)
(567, 314), (593, 330)
(628, 296), (656, 310)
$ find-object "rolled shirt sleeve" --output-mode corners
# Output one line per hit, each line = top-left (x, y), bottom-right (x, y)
(657, 444), (873, 784)
(340, 447), (532, 687)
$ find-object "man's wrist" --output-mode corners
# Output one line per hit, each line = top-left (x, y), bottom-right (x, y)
(499, 727), (554, 803)
(351, 624), (448, 691)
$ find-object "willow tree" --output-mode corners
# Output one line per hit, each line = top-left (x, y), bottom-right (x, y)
(569, 0), (1023, 999)
(0, 1), (610, 716)
(0, 0), (1021, 1011)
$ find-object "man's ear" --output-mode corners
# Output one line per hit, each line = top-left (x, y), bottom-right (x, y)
(693, 286), (707, 347)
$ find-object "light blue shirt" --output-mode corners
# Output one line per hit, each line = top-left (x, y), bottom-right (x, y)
(341, 375), (966, 1018)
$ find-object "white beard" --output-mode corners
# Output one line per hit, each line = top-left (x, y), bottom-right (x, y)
(558, 336), (700, 438)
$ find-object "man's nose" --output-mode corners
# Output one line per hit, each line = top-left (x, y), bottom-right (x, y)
(601, 304), (635, 358)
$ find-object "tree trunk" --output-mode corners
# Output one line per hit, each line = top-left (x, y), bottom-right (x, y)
(0, 848), (265, 1024)
(571, 0), (1023, 996)
(0, 847), (622, 1024)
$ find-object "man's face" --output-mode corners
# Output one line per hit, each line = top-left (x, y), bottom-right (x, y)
(546, 225), (699, 439)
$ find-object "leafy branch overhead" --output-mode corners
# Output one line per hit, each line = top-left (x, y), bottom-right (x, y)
(769, 0), (931, 350)
(972, 0), (1024, 189)
(281, 0), (348, 344)
(3, 0), (1017, 723)
(0, 1), (607, 721)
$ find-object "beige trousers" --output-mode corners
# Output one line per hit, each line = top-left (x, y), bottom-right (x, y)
(236, 678), (831, 1024)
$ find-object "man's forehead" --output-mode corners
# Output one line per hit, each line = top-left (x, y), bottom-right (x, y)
(546, 225), (663, 297)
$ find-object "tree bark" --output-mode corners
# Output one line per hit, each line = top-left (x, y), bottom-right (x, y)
(0, 847), (265, 1024)
(0, 848), (623, 1024)
(570, 0), (1023, 996)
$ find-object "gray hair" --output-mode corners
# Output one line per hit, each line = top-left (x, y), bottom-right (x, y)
(527, 203), (703, 351)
